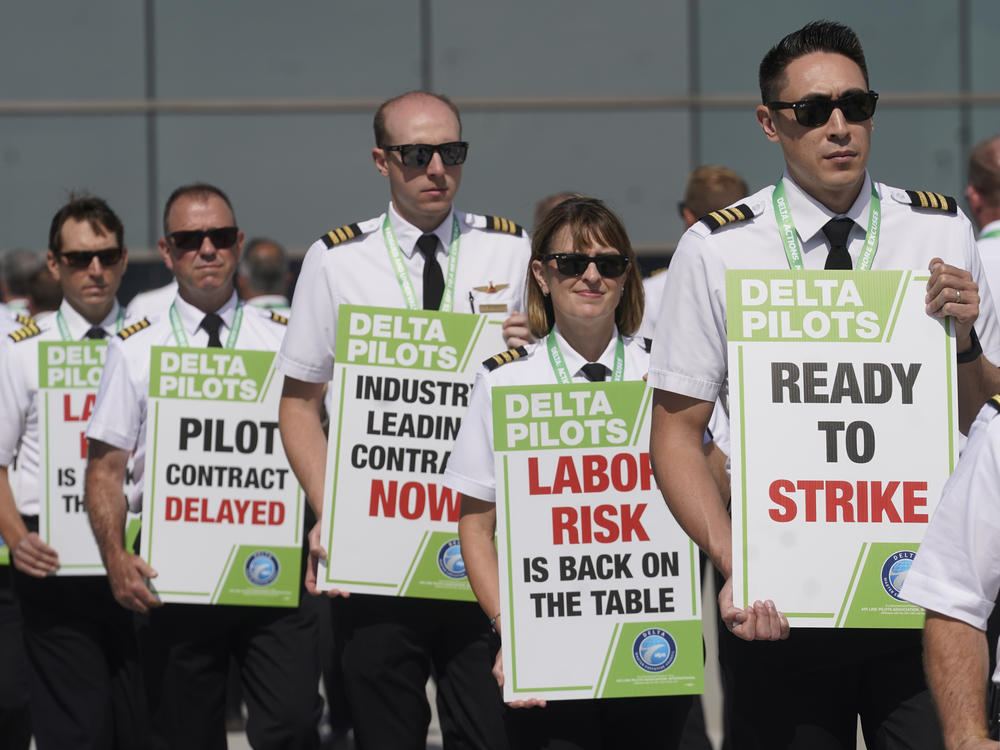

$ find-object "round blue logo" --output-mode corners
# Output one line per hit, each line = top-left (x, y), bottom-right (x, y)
(632, 628), (677, 673)
(244, 551), (280, 587)
(880, 550), (915, 600)
(437, 539), (466, 579)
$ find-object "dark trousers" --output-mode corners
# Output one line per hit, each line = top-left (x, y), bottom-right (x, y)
(717, 612), (943, 750)
(11, 566), (148, 750)
(0, 566), (31, 750)
(339, 594), (507, 750)
(139, 595), (322, 750)
(506, 694), (693, 750)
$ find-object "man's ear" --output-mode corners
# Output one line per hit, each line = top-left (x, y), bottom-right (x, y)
(756, 105), (779, 143)
(373, 147), (390, 177)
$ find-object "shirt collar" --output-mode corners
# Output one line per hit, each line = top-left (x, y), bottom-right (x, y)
(980, 219), (1000, 238)
(781, 169), (873, 244)
(172, 291), (239, 339)
(387, 202), (456, 259)
(58, 299), (122, 340)
(550, 324), (621, 381)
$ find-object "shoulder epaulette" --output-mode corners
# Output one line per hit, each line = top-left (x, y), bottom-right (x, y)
(903, 190), (957, 214)
(700, 204), (754, 231)
(14, 312), (32, 326)
(988, 395), (1000, 413)
(483, 216), (525, 237)
(117, 318), (151, 340)
(7, 321), (41, 343)
(269, 311), (288, 326)
(483, 346), (528, 371)
(643, 337), (652, 353)
(320, 223), (364, 248)
(648, 266), (667, 278)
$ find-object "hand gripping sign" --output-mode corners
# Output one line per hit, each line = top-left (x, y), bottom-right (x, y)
(727, 270), (958, 627)
(493, 381), (702, 702)
(37, 341), (140, 574)
(317, 305), (507, 599)
(142, 347), (303, 606)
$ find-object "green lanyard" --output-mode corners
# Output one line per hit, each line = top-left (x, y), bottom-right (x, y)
(55, 307), (125, 341)
(168, 302), (244, 348)
(545, 330), (625, 384)
(772, 180), (881, 270)
(381, 214), (462, 312)
(979, 229), (1000, 240)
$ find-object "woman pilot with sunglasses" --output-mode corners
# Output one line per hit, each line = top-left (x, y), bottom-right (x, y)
(444, 197), (693, 749)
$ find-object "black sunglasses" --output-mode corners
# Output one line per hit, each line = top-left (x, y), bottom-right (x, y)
(382, 141), (469, 167)
(167, 227), (239, 252)
(767, 90), (878, 128)
(543, 253), (630, 278)
(58, 247), (123, 269)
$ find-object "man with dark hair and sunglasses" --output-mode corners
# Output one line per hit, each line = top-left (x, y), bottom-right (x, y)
(0, 194), (151, 748)
(84, 183), (322, 749)
(648, 19), (1000, 750)
(277, 90), (530, 749)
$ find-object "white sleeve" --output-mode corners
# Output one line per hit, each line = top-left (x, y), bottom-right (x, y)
(0, 339), (27, 465)
(85, 337), (143, 452)
(647, 230), (727, 401)
(443, 370), (496, 503)
(901, 405), (1000, 630)
(965, 219), (1000, 366)
(276, 240), (338, 383)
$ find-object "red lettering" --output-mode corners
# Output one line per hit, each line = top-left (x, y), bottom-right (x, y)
(527, 457), (551, 494)
(399, 482), (425, 520)
(826, 481), (854, 522)
(800, 480), (823, 522)
(252, 501), (266, 524)
(269, 502), (285, 525)
(551, 457), (582, 494)
(871, 481), (901, 523)
(582, 455), (609, 493)
(639, 452), (655, 491)
(552, 507), (579, 545)
(234, 500), (251, 524)
(856, 481), (868, 522)
(165, 496), (181, 521)
(620, 503), (649, 541)
(427, 484), (460, 523)
(610, 454), (635, 492)
(903, 481), (928, 522)
(768, 479), (797, 522)
(370, 479), (397, 517)
(592, 504), (619, 543)
(184, 497), (199, 522)
(64, 394), (97, 422)
(63, 394), (80, 421)
(80, 431), (87, 459)
(217, 499), (234, 523)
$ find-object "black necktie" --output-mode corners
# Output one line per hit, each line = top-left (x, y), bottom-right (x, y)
(84, 326), (107, 340)
(822, 218), (855, 270)
(581, 363), (607, 382)
(200, 313), (224, 348)
(417, 234), (444, 311)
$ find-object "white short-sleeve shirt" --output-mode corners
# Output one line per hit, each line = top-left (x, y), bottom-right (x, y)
(977, 219), (1000, 320)
(86, 291), (287, 512)
(276, 203), (532, 384)
(443, 329), (650, 503)
(0, 300), (131, 515)
(649, 172), (1000, 409)
(901, 400), (1000, 680)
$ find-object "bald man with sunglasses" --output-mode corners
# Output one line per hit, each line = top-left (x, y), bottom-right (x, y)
(278, 90), (530, 750)
(649, 20), (1000, 750)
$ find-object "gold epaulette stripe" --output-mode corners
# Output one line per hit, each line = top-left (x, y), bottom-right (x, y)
(7, 322), (41, 343)
(989, 395), (1000, 413)
(117, 318), (151, 340)
(484, 216), (524, 236)
(483, 345), (528, 371)
(14, 313), (32, 325)
(700, 203), (753, 231)
(320, 222), (363, 248)
(270, 311), (288, 325)
(905, 190), (957, 214)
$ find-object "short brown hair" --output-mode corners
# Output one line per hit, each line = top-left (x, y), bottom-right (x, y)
(969, 136), (1000, 207)
(526, 196), (644, 339)
(373, 91), (462, 146)
(162, 183), (236, 236)
(48, 194), (124, 254)
(683, 165), (749, 218)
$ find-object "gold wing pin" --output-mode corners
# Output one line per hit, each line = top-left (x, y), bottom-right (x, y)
(472, 281), (510, 294)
